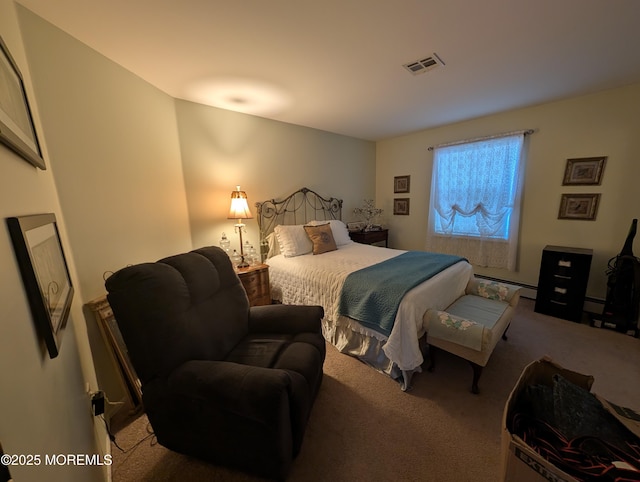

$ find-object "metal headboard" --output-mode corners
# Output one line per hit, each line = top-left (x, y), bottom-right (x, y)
(255, 187), (343, 240)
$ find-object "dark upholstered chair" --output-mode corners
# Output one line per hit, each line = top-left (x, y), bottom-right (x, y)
(105, 246), (325, 480)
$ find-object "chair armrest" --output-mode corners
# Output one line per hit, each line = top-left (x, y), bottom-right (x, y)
(466, 277), (521, 306)
(248, 304), (324, 334)
(168, 360), (291, 420)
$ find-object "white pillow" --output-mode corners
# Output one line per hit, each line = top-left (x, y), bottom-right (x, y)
(265, 232), (281, 258)
(273, 224), (313, 257)
(307, 219), (353, 246)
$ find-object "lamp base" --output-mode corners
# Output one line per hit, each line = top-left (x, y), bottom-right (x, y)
(237, 259), (250, 269)
(233, 222), (250, 269)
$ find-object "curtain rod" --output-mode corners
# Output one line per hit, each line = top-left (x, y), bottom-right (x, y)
(427, 129), (535, 151)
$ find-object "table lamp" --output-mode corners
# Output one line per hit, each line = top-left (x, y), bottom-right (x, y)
(227, 185), (253, 268)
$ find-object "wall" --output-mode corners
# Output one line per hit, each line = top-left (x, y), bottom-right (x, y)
(16, 3), (376, 294)
(376, 83), (640, 300)
(0, 1), (105, 481)
(175, 100), (376, 252)
(8, 8), (375, 472)
(18, 7), (193, 302)
(16, 6), (194, 413)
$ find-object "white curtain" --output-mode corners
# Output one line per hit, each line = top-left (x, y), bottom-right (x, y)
(426, 133), (526, 270)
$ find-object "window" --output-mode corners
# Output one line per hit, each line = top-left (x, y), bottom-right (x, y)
(426, 133), (527, 270)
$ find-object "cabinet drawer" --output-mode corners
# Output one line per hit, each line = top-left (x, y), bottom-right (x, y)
(551, 258), (582, 279)
(242, 273), (264, 289)
(550, 284), (569, 305)
(242, 279), (269, 297)
(237, 264), (271, 307)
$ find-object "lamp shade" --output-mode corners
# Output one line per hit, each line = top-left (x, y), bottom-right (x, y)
(228, 186), (253, 220)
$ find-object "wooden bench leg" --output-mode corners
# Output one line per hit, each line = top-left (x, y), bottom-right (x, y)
(428, 344), (485, 394)
(427, 344), (436, 372)
(469, 362), (482, 394)
(502, 322), (511, 340)
(428, 312), (511, 394)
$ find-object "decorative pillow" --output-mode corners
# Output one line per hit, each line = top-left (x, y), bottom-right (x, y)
(265, 232), (281, 258)
(307, 219), (353, 246)
(273, 225), (313, 257)
(303, 223), (338, 255)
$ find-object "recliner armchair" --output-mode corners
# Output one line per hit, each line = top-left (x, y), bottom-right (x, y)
(105, 246), (325, 480)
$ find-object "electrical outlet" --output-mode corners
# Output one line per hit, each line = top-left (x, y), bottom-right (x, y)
(91, 391), (105, 416)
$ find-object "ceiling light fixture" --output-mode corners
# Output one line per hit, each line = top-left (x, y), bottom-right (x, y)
(186, 77), (292, 116)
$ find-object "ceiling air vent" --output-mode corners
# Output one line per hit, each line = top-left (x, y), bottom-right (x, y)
(403, 53), (444, 75)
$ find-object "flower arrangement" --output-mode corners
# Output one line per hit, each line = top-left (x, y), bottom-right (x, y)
(353, 199), (383, 231)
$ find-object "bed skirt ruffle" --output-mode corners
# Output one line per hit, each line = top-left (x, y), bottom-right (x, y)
(322, 315), (402, 380)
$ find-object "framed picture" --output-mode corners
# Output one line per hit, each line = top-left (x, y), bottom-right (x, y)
(87, 296), (143, 410)
(6, 213), (74, 358)
(0, 36), (45, 170)
(393, 198), (410, 215)
(558, 193), (601, 221)
(347, 221), (366, 232)
(562, 157), (606, 185)
(394, 175), (410, 193)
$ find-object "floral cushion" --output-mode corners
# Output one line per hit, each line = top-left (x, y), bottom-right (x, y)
(426, 292), (510, 351)
(425, 308), (484, 351)
(467, 278), (520, 302)
(435, 311), (479, 331)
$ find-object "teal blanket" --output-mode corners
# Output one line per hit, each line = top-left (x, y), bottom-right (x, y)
(338, 251), (466, 336)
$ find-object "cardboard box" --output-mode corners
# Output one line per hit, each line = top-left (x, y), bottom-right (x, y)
(501, 356), (640, 482)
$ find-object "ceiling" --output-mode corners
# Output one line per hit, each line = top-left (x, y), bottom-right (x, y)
(15, 0), (640, 141)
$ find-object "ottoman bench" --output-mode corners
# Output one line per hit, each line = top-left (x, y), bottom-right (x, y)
(425, 277), (521, 394)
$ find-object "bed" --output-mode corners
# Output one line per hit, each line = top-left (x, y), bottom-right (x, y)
(256, 187), (473, 390)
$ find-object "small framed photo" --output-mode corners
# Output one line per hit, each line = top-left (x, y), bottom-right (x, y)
(562, 157), (607, 185)
(558, 193), (600, 220)
(6, 213), (74, 358)
(347, 221), (366, 232)
(394, 175), (410, 193)
(393, 198), (410, 215)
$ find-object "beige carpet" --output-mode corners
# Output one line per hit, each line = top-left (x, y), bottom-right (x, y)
(110, 299), (640, 481)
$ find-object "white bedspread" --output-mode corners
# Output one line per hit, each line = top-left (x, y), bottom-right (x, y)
(267, 242), (473, 372)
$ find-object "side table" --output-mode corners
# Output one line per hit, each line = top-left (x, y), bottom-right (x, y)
(237, 263), (271, 306)
(349, 229), (388, 247)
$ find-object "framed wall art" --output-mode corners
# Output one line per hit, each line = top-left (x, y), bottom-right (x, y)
(562, 157), (606, 185)
(6, 213), (74, 358)
(393, 198), (410, 215)
(558, 193), (600, 221)
(0, 36), (45, 169)
(87, 295), (143, 410)
(394, 175), (410, 193)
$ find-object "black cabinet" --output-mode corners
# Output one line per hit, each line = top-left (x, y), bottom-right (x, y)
(535, 245), (593, 322)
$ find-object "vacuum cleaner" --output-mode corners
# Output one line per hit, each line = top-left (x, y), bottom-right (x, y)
(596, 219), (640, 336)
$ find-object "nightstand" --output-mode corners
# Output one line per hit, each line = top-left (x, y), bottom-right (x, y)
(237, 263), (271, 306)
(349, 229), (388, 247)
